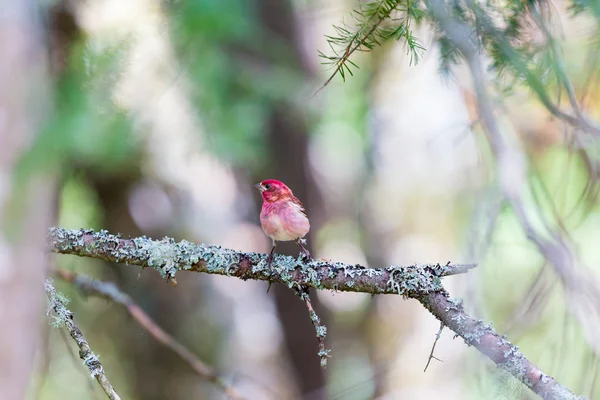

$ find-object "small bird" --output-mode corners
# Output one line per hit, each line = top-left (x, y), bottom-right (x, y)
(255, 179), (311, 289)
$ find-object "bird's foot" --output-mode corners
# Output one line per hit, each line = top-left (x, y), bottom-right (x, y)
(266, 253), (274, 293)
(297, 238), (312, 261)
(300, 250), (311, 261)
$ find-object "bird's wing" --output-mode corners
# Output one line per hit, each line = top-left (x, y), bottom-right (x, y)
(290, 196), (308, 218)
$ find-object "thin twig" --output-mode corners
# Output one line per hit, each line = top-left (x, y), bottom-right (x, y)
(419, 291), (586, 400)
(58, 328), (100, 400)
(294, 284), (330, 367)
(44, 279), (121, 400)
(53, 269), (243, 400)
(313, 22), (379, 98)
(423, 322), (444, 372)
(313, 1), (399, 97)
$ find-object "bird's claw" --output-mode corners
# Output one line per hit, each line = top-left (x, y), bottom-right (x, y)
(296, 238), (311, 261)
(266, 253), (274, 293)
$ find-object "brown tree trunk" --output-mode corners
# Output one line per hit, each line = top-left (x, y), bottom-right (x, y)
(256, 1), (329, 398)
(0, 3), (56, 399)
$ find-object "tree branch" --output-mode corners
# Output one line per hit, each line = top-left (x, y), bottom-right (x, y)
(423, 321), (444, 372)
(45, 279), (121, 400)
(53, 269), (243, 400)
(421, 293), (585, 400)
(47, 227), (584, 400)
(429, 0), (600, 363)
(47, 228), (474, 295)
(294, 285), (330, 367)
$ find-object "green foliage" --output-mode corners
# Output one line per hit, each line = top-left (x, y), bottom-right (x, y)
(570, 0), (600, 19)
(322, 0), (600, 103)
(17, 38), (137, 181)
(438, 35), (461, 76)
(167, 0), (308, 170)
(58, 175), (104, 230)
(319, 0), (426, 82)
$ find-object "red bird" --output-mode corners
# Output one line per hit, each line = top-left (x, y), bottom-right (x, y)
(255, 179), (311, 273)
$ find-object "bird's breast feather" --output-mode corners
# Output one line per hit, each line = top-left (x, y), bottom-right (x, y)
(260, 201), (310, 241)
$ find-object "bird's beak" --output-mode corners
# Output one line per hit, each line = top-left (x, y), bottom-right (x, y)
(254, 183), (264, 192)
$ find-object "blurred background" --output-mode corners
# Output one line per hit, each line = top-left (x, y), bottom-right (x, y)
(1, 0), (600, 399)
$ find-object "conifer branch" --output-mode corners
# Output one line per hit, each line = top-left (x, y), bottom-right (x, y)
(315, 0), (425, 95)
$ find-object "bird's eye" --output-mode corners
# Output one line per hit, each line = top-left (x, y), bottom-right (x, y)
(264, 184), (272, 189)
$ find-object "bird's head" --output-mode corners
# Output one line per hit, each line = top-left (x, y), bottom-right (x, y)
(254, 179), (293, 203)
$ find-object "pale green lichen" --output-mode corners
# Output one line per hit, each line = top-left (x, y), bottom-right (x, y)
(252, 258), (269, 274)
(202, 245), (240, 273)
(326, 267), (336, 279)
(145, 237), (179, 279)
(384, 264), (444, 297)
(318, 349), (331, 368)
(82, 353), (104, 378)
(45, 279), (107, 379)
(342, 264), (360, 278)
(177, 239), (202, 269)
(462, 319), (493, 345)
(45, 279), (71, 328)
(336, 263), (382, 282)
(387, 269), (403, 294)
(364, 268), (383, 278)
(303, 263), (322, 286)
(131, 236), (245, 280)
(446, 297), (464, 312)
(271, 254), (302, 286)
(451, 313), (467, 324)
(388, 270), (427, 296)
(316, 325), (327, 337)
(298, 289), (330, 368)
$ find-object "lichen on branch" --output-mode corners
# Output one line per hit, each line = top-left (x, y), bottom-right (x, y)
(45, 279), (121, 400)
(47, 227), (475, 295)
